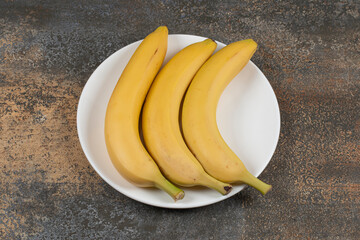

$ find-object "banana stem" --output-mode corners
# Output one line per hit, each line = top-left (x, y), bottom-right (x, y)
(155, 179), (185, 201)
(240, 170), (272, 195)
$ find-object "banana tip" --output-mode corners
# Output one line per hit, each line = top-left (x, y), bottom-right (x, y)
(174, 191), (185, 201)
(224, 185), (232, 195)
(245, 39), (258, 48)
(155, 26), (168, 33)
(204, 38), (216, 44)
(262, 185), (272, 195)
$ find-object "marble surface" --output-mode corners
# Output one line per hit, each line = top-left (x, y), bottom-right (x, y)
(1, 0), (359, 239)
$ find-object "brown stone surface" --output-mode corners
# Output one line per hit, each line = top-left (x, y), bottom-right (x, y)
(1, 0), (359, 239)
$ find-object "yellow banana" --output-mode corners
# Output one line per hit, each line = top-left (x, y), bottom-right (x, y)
(104, 26), (184, 201)
(182, 39), (272, 195)
(142, 39), (232, 195)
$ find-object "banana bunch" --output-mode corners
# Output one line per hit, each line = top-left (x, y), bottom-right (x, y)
(105, 26), (272, 201)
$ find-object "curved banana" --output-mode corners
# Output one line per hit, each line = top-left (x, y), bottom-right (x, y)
(182, 39), (272, 195)
(142, 39), (232, 195)
(105, 26), (184, 201)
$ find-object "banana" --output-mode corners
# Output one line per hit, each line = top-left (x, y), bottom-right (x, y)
(182, 39), (272, 195)
(104, 26), (184, 201)
(142, 39), (232, 195)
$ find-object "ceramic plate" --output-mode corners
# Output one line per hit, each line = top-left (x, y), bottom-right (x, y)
(77, 34), (280, 209)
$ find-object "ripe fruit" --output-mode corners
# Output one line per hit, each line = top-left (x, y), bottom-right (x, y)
(105, 26), (184, 201)
(142, 39), (232, 195)
(182, 39), (272, 195)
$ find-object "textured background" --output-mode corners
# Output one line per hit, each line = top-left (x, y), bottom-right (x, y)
(1, 0), (359, 239)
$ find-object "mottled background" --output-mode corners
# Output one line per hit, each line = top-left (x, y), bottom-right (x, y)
(1, 0), (359, 239)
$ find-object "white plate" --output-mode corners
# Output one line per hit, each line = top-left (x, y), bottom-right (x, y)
(77, 34), (281, 209)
